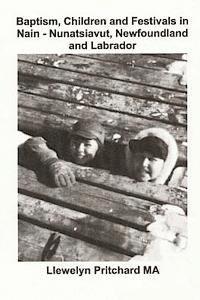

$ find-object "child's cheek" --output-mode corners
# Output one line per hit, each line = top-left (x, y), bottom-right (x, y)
(151, 161), (163, 179)
(86, 148), (98, 158)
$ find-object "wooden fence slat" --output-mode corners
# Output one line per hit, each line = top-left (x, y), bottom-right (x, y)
(18, 54), (186, 92)
(18, 74), (187, 126)
(18, 166), (187, 212)
(18, 92), (186, 143)
(18, 61), (187, 105)
(18, 166), (158, 229)
(72, 54), (181, 70)
(19, 54), (185, 71)
(18, 106), (187, 163)
(18, 220), (130, 261)
(18, 193), (150, 256)
(156, 54), (186, 60)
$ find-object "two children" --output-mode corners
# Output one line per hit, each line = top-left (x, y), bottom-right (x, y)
(19, 118), (178, 187)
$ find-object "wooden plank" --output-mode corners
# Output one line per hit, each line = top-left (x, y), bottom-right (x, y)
(18, 92), (186, 143)
(18, 107), (187, 163)
(18, 220), (130, 261)
(18, 74), (187, 126)
(18, 60), (187, 105)
(168, 167), (187, 190)
(18, 54), (186, 92)
(73, 54), (179, 71)
(18, 166), (157, 230)
(18, 193), (150, 256)
(157, 54), (186, 61)
(180, 172), (187, 189)
(19, 166), (187, 212)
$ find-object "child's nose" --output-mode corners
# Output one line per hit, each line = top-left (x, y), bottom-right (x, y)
(142, 157), (149, 167)
(77, 142), (85, 152)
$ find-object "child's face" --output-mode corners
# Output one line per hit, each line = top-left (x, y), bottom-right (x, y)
(130, 151), (164, 182)
(70, 136), (99, 165)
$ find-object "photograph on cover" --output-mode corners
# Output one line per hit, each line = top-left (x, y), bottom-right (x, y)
(18, 54), (187, 261)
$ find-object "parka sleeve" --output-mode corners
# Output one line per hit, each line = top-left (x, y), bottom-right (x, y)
(18, 136), (58, 170)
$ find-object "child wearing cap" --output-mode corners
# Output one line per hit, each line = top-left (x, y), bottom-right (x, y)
(69, 118), (105, 166)
(19, 118), (105, 187)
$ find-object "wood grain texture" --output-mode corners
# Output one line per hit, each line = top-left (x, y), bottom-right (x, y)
(76, 54), (186, 63)
(18, 74), (187, 126)
(18, 193), (150, 256)
(156, 54), (186, 60)
(18, 92), (186, 142)
(168, 167), (187, 190)
(73, 54), (180, 70)
(18, 220), (130, 261)
(18, 54), (186, 92)
(18, 166), (157, 230)
(18, 60), (186, 105)
(18, 166), (187, 212)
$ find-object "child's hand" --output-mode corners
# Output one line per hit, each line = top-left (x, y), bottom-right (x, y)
(47, 159), (76, 187)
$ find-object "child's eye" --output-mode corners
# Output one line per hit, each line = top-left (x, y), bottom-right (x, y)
(149, 157), (157, 162)
(74, 141), (80, 146)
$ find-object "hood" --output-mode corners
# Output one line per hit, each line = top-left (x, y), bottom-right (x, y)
(125, 128), (178, 184)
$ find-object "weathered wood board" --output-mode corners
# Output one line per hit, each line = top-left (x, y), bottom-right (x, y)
(18, 193), (150, 256)
(75, 54), (186, 66)
(19, 166), (187, 213)
(18, 164), (187, 261)
(18, 92), (186, 142)
(73, 54), (183, 70)
(19, 166), (156, 229)
(18, 60), (186, 105)
(18, 74), (187, 126)
(19, 220), (130, 261)
(18, 54), (186, 92)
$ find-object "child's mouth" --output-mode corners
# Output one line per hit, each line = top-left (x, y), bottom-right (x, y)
(76, 153), (85, 158)
(143, 168), (150, 174)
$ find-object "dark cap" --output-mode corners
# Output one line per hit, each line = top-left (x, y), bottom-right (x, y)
(129, 136), (168, 160)
(72, 119), (105, 145)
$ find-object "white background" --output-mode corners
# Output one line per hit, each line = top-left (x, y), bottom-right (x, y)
(0, 0), (199, 299)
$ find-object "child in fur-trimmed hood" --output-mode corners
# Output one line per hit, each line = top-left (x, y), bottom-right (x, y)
(110, 127), (179, 185)
(124, 127), (178, 184)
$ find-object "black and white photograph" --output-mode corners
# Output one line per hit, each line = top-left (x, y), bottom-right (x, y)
(18, 53), (187, 262)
